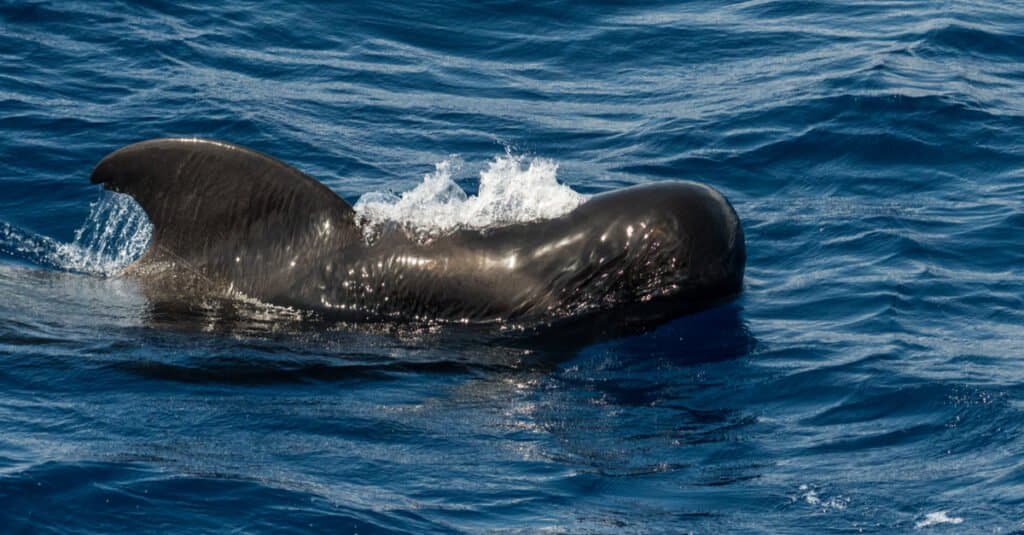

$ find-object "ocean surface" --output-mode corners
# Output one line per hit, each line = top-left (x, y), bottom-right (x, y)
(2, 1), (1023, 532)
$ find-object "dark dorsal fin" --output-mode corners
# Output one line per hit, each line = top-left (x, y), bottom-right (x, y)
(90, 138), (358, 296)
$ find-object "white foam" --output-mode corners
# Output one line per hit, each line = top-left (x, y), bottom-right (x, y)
(915, 511), (963, 529)
(0, 193), (152, 276)
(796, 484), (849, 512)
(353, 152), (587, 241)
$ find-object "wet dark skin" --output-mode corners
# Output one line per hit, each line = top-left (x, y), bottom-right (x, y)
(91, 139), (745, 326)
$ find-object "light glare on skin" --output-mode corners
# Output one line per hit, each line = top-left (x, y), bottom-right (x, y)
(320, 295), (351, 311)
(531, 231), (586, 259)
(480, 252), (520, 270)
(176, 138), (236, 150)
(397, 255), (431, 267)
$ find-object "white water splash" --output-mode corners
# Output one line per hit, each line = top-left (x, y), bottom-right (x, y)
(353, 152), (587, 241)
(915, 511), (963, 529)
(0, 193), (152, 276)
(60, 193), (153, 275)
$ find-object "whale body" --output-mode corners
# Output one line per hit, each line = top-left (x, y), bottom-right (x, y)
(91, 139), (745, 328)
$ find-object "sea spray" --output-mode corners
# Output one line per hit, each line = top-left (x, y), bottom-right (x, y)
(354, 152), (587, 242)
(59, 192), (152, 275)
(0, 193), (151, 276)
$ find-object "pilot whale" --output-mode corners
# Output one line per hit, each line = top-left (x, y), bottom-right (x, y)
(90, 138), (745, 327)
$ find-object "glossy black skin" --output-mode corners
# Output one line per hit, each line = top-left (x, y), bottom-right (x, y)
(91, 139), (744, 326)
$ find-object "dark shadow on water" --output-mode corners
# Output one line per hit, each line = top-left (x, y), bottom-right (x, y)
(602, 300), (757, 367)
(110, 294), (755, 385)
(0, 258), (754, 385)
(511, 292), (756, 366)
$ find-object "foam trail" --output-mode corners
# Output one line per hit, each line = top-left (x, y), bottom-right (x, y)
(0, 193), (151, 276)
(354, 152), (587, 241)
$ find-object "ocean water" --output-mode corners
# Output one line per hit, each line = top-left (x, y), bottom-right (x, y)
(2, 0), (1023, 532)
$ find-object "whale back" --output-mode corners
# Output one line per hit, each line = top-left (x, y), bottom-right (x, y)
(89, 138), (745, 326)
(90, 138), (358, 299)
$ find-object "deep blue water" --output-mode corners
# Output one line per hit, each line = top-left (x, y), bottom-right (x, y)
(2, 0), (1024, 532)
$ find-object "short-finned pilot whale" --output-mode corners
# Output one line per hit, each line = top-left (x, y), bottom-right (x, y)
(91, 138), (745, 327)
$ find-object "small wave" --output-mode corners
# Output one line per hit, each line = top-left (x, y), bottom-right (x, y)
(913, 20), (1024, 61)
(353, 152), (586, 241)
(0, 193), (151, 276)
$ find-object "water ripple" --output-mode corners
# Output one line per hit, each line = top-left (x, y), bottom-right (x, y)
(2, 0), (1024, 532)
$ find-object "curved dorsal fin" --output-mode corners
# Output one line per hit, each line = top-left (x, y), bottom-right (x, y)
(90, 138), (358, 295)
